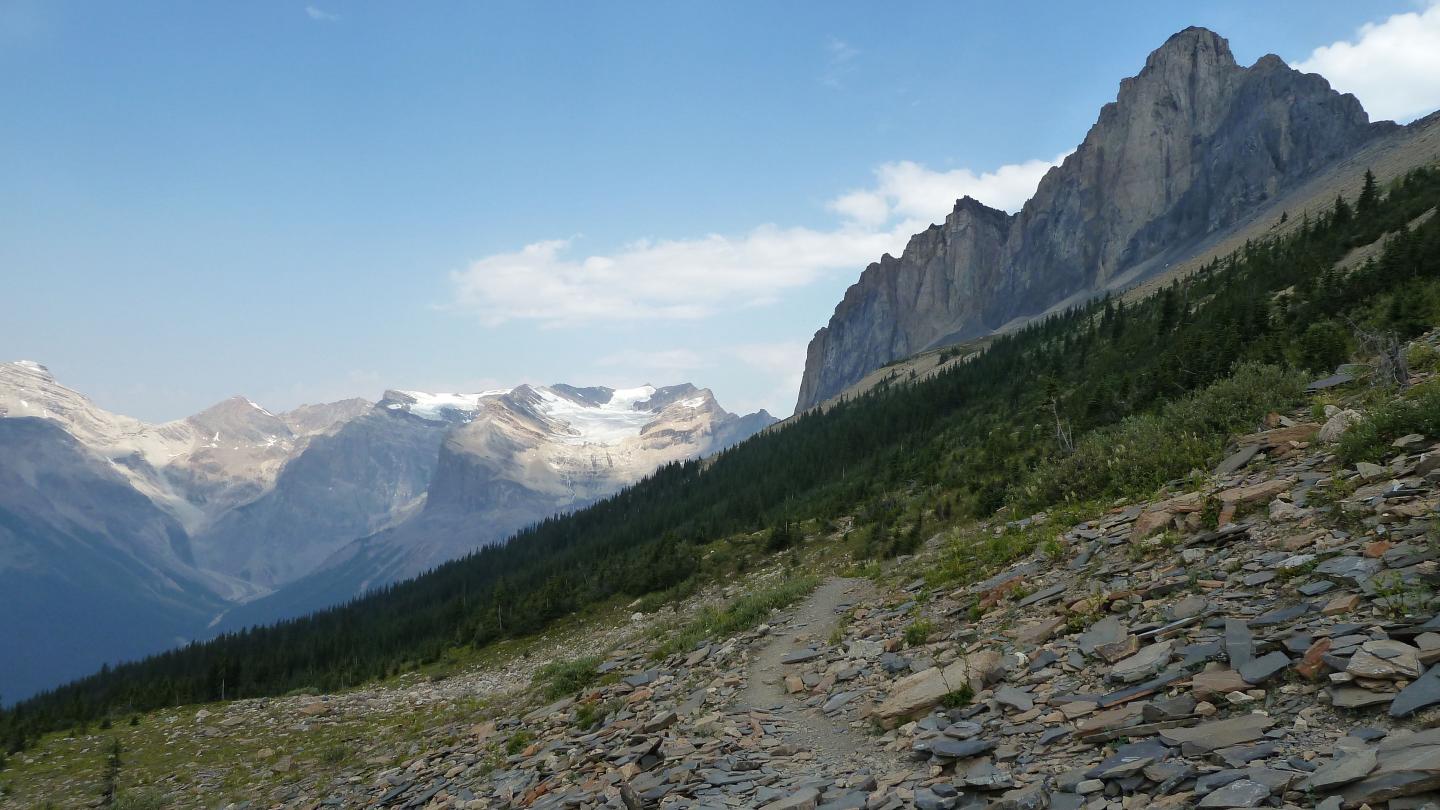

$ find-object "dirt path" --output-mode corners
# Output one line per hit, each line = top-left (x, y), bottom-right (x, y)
(735, 577), (906, 776)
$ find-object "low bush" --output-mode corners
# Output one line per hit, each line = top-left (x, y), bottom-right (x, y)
(904, 619), (935, 647)
(1338, 378), (1440, 463)
(532, 656), (602, 700)
(1012, 363), (1307, 511)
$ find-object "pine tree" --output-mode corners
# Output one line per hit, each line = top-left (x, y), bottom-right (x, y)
(1333, 194), (1353, 228)
(1156, 287), (1178, 335)
(1358, 169), (1380, 214)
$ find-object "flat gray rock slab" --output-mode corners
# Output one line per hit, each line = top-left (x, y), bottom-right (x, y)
(994, 685), (1034, 712)
(1394, 664), (1440, 718)
(1239, 651), (1291, 684)
(1224, 618), (1253, 670)
(1079, 617), (1128, 656)
(780, 649), (823, 665)
(1214, 445), (1261, 476)
(1315, 555), (1381, 584)
(759, 787), (820, 810)
(1305, 748), (1377, 791)
(1342, 731), (1440, 805)
(1196, 778), (1271, 807)
(1330, 686), (1395, 709)
(1108, 640), (1174, 684)
(1160, 714), (1274, 754)
(1017, 583), (1068, 607)
(929, 737), (995, 759)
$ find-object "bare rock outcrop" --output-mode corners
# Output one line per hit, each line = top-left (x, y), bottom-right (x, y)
(797, 27), (1393, 411)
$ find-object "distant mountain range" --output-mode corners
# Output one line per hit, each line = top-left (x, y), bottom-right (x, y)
(0, 360), (774, 700)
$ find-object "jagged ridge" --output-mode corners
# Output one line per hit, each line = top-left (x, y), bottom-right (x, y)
(797, 27), (1395, 410)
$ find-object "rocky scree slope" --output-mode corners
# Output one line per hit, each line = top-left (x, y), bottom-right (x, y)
(18, 340), (1440, 809)
(798, 26), (1397, 411)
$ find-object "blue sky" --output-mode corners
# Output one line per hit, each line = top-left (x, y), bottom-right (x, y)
(4, 1), (1440, 420)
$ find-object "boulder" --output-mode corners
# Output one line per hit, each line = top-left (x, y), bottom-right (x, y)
(1318, 409), (1363, 443)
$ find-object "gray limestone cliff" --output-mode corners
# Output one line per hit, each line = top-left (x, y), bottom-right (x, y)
(797, 27), (1394, 411)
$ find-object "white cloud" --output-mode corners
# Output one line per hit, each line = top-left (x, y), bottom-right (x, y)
(1294, 2), (1440, 123)
(450, 153), (1063, 327)
(451, 225), (915, 327)
(305, 5), (340, 22)
(829, 154), (1068, 224)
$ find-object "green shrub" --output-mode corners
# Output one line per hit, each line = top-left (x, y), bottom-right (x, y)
(1012, 363), (1307, 511)
(319, 743), (351, 765)
(1409, 343), (1440, 374)
(904, 619), (935, 647)
(940, 685), (974, 708)
(532, 656), (602, 700)
(573, 698), (618, 731)
(1338, 379), (1440, 463)
(505, 729), (535, 756)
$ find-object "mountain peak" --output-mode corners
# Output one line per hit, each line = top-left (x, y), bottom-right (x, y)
(798, 24), (1392, 412)
(11, 360), (51, 376)
(191, 395), (277, 422)
(1147, 26), (1234, 69)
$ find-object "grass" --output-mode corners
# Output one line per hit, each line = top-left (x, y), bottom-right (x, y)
(903, 619), (934, 647)
(318, 742), (352, 765)
(112, 790), (167, 809)
(1012, 363), (1308, 512)
(0, 694), (492, 809)
(1338, 378), (1440, 463)
(531, 656), (602, 700)
(653, 574), (821, 659)
(928, 501), (1101, 591)
(504, 730), (535, 756)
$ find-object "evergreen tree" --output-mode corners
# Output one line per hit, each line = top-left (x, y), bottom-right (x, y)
(1156, 287), (1178, 335)
(1358, 168), (1380, 214)
(1333, 194), (1352, 228)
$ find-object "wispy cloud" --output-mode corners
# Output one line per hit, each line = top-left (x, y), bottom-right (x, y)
(1294, 1), (1440, 123)
(829, 153), (1069, 225)
(448, 152), (1063, 329)
(821, 36), (859, 88)
(449, 225), (916, 328)
(305, 5), (340, 22)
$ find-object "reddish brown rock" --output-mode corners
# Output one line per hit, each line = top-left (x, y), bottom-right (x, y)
(1296, 638), (1333, 680)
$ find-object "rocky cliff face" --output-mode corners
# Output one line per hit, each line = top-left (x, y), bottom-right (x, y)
(797, 27), (1393, 410)
(190, 405), (451, 590)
